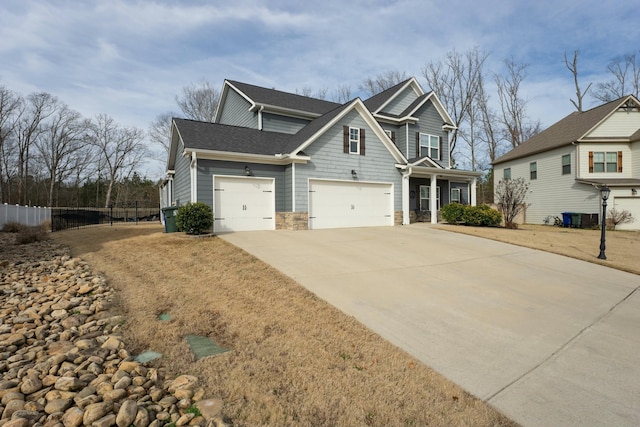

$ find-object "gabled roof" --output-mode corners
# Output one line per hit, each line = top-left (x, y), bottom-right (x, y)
(172, 118), (292, 156)
(217, 80), (341, 120)
(494, 95), (640, 165)
(364, 77), (422, 113)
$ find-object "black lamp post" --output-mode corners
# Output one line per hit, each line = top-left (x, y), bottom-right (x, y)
(597, 185), (611, 260)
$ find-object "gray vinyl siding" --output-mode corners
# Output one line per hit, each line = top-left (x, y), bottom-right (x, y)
(173, 139), (191, 206)
(284, 165), (293, 211)
(409, 100), (449, 166)
(196, 160), (287, 211)
(380, 124), (403, 154)
(217, 89), (258, 128)
(262, 113), (310, 134)
(383, 86), (419, 116)
(293, 110), (403, 212)
(494, 146), (601, 224)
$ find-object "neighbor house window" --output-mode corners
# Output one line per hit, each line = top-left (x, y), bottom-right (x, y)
(530, 162), (537, 180)
(590, 151), (622, 173)
(349, 127), (360, 154)
(419, 133), (440, 159)
(451, 188), (461, 203)
(419, 185), (440, 211)
(504, 168), (511, 180)
(562, 154), (571, 175)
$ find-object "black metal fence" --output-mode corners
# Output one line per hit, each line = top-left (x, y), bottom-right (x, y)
(51, 206), (160, 232)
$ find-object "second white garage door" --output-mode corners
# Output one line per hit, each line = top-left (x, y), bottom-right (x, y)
(613, 197), (640, 230)
(213, 176), (275, 232)
(308, 179), (394, 229)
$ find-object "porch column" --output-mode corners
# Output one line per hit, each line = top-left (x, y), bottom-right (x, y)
(430, 174), (438, 224)
(402, 170), (410, 225)
(470, 177), (477, 206)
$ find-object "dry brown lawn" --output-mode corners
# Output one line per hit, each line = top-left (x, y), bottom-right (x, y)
(52, 224), (518, 427)
(435, 224), (640, 275)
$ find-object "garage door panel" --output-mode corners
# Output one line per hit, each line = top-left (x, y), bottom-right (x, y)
(309, 180), (393, 229)
(613, 197), (640, 230)
(213, 176), (275, 232)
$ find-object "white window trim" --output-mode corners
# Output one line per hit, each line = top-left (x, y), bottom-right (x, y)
(562, 154), (571, 175)
(349, 127), (360, 154)
(504, 168), (511, 180)
(419, 133), (440, 160)
(530, 162), (537, 180)
(451, 188), (461, 203)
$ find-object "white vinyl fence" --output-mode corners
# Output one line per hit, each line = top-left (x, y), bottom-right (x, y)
(0, 203), (51, 229)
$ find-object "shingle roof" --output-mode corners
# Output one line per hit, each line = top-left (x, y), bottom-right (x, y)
(227, 80), (341, 115)
(174, 118), (292, 155)
(284, 101), (355, 153)
(363, 78), (414, 112)
(493, 96), (633, 165)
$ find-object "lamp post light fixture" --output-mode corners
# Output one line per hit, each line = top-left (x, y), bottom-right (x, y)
(597, 185), (611, 260)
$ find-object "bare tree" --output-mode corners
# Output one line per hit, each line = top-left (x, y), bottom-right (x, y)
(0, 86), (21, 202)
(593, 53), (640, 103)
(475, 74), (502, 164)
(88, 114), (147, 208)
(34, 101), (90, 206)
(176, 80), (220, 122)
(359, 70), (408, 97)
(565, 50), (592, 112)
(495, 58), (541, 148)
(295, 86), (329, 100)
(423, 47), (489, 166)
(148, 112), (177, 156)
(495, 177), (530, 229)
(14, 92), (57, 204)
(607, 209), (635, 230)
(331, 85), (353, 103)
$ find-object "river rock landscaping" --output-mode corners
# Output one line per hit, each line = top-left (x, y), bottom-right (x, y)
(0, 233), (226, 427)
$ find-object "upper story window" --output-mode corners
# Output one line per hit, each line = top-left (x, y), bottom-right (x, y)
(562, 154), (571, 175)
(530, 162), (537, 180)
(590, 151), (622, 173)
(419, 133), (440, 160)
(503, 168), (511, 180)
(349, 127), (360, 154)
(343, 126), (365, 156)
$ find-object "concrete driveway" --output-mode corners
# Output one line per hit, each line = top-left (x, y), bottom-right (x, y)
(220, 224), (640, 427)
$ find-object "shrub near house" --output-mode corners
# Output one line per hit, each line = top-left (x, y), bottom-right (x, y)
(441, 203), (502, 227)
(176, 202), (213, 235)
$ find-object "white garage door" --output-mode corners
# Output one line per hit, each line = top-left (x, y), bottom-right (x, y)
(213, 176), (275, 232)
(308, 179), (393, 229)
(613, 197), (640, 230)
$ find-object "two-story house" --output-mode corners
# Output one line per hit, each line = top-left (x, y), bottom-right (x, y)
(162, 77), (482, 232)
(493, 95), (640, 230)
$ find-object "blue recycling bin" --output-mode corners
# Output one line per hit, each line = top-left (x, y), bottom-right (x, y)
(561, 212), (572, 227)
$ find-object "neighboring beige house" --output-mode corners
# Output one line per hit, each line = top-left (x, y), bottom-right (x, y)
(493, 95), (640, 230)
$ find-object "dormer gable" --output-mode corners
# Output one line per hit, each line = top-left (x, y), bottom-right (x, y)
(581, 95), (640, 140)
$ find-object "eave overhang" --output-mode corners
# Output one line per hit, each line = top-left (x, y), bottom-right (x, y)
(183, 148), (310, 165)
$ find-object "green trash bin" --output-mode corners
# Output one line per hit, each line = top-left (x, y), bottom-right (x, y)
(162, 206), (179, 233)
(571, 213), (582, 228)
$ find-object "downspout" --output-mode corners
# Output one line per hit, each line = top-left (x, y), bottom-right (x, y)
(190, 152), (197, 203)
(258, 105), (265, 130)
(402, 167), (412, 225)
(292, 163), (296, 212)
(405, 123), (409, 157)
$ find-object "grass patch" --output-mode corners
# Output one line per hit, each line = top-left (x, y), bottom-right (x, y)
(52, 224), (517, 427)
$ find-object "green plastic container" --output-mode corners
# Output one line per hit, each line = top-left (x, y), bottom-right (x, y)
(162, 206), (179, 233)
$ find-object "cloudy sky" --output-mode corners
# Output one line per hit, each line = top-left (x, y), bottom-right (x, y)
(1, 0), (637, 178)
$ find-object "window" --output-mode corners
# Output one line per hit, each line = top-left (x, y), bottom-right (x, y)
(419, 133), (440, 159)
(530, 162), (537, 180)
(451, 188), (461, 203)
(503, 168), (511, 180)
(349, 127), (360, 154)
(384, 129), (392, 139)
(562, 154), (571, 175)
(590, 151), (622, 173)
(419, 185), (440, 211)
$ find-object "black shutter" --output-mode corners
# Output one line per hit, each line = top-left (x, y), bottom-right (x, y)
(439, 136), (443, 161)
(360, 128), (365, 156)
(343, 126), (349, 153)
(416, 132), (420, 157)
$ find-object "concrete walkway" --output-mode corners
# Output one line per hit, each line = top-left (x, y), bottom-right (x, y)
(220, 225), (640, 427)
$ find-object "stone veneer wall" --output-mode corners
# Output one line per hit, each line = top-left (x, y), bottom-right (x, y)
(276, 212), (309, 230)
